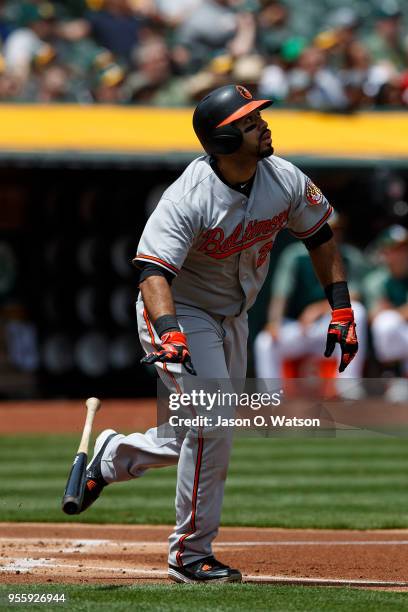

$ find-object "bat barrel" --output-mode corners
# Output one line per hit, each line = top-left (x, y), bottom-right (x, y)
(61, 452), (88, 515)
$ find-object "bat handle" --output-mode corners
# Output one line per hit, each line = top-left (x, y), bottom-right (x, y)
(77, 397), (101, 455)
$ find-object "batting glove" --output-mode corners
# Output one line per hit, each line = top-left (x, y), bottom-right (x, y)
(324, 307), (358, 373)
(141, 331), (197, 375)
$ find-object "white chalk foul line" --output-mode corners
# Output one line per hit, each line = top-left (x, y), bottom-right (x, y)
(2, 537), (408, 549)
(2, 560), (407, 588)
(243, 575), (408, 587)
(0, 559), (169, 577)
(1, 558), (55, 573)
(0, 538), (109, 547)
(216, 540), (408, 546)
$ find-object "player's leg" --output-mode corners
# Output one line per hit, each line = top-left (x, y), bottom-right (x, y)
(102, 301), (238, 576)
(100, 298), (224, 484)
(221, 311), (248, 379)
(91, 302), (227, 485)
(167, 306), (238, 574)
(167, 310), (246, 582)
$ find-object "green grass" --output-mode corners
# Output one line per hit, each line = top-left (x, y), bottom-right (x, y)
(1, 435), (408, 528)
(1, 584), (408, 612)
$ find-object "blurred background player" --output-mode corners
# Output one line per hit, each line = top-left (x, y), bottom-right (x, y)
(364, 225), (408, 402)
(254, 212), (368, 390)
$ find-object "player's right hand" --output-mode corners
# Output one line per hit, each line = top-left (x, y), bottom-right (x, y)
(141, 331), (197, 375)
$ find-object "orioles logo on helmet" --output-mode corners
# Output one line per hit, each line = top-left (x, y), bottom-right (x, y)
(236, 85), (252, 100)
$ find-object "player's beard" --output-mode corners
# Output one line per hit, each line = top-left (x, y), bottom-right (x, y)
(257, 131), (274, 159)
(238, 130), (273, 160)
(258, 143), (274, 159)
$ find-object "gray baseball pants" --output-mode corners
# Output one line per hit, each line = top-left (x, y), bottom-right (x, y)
(101, 299), (248, 567)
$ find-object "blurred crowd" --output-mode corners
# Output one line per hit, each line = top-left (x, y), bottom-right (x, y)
(0, 0), (407, 108)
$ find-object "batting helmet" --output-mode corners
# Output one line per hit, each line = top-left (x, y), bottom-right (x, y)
(193, 84), (273, 155)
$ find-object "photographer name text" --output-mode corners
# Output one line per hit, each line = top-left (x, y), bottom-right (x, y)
(168, 414), (320, 428)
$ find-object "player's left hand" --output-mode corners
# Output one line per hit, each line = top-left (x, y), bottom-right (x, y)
(141, 331), (197, 375)
(324, 307), (358, 373)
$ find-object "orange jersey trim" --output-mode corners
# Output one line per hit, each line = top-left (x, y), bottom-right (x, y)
(290, 205), (333, 239)
(134, 254), (179, 275)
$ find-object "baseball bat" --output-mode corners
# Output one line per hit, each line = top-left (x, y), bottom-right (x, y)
(61, 397), (101, 515)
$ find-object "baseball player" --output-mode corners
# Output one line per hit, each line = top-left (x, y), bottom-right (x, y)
(77, 85), (359, 583)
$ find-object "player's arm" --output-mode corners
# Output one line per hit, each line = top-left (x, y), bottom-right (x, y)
(287, 166), (358, 372)
(139, 266), (196, 375)
(307, 235), (358, 373)
(140, 274), (176, 320)
(133, 195), (199, 375)
(308, 235), (345, 287)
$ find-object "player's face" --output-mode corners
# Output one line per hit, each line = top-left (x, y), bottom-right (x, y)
(234, 110), (273, 159)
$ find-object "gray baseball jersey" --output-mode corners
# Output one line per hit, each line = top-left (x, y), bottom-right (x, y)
(102, 154), (333, 569)
(133, 154), (333, 316)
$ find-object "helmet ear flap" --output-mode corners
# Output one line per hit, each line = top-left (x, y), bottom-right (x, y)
(206, 125), (243, 155)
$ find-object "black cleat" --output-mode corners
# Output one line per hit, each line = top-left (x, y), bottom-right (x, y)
(79, 429), (118, 514)
(168, 556), (242, 583)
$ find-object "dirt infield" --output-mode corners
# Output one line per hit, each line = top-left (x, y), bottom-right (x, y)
(1, 523), (408, 588)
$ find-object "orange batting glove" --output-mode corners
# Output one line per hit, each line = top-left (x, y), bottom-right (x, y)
(141, 331), (197, 375)
(324, 307), (358, 373)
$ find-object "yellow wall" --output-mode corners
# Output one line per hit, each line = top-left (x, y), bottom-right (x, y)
(0, 105), (407, 158)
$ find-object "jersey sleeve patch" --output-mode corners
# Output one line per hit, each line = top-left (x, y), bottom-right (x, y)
(305, 178), (324, 206)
